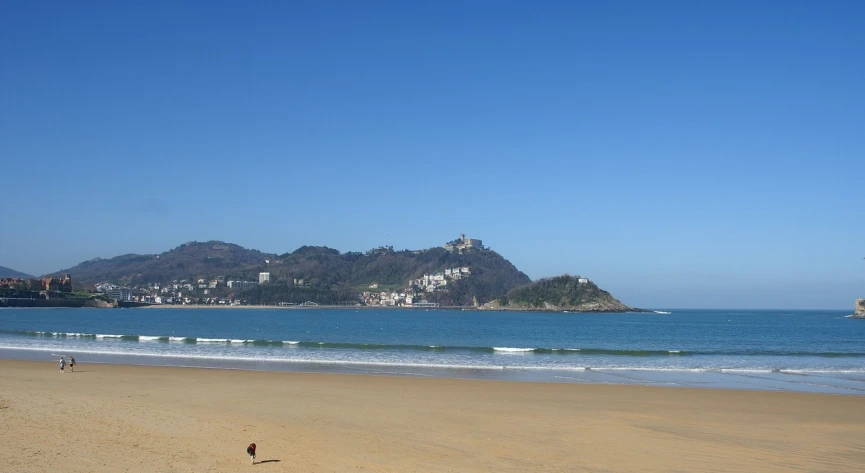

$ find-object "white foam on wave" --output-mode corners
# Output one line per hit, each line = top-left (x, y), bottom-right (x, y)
(4, 344), (865, 380)
(779, 369), (865, 374)
(668, 350), (681, 354)
(282, 341), (300, 345)
(95, 334), (123, 339)
(197, 338), (230, 343)
(654, 311), (672, 314)
(138, 336), (163, 341)
(597, 367), (709, 372)
(493, 347), (535, 353)
(719, 369), (773, 374)
(0, 345), (508, 371)
(169, 337), (188, 342)
(230, 339), (251, 344)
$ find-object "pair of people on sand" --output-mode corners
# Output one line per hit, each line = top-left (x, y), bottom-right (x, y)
(59, 356), (75, 373)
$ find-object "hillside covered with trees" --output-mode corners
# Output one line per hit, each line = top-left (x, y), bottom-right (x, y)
(488, 275), (636, 312)
(54, 242), (272, 284)
(52, 241), (531, 306)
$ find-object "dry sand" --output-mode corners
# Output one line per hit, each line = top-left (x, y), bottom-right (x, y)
(1, 360), (863, 472)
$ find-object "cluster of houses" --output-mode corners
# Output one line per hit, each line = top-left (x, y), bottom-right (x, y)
(1, 275), (73, 292)
(95, 279), (246, 305)
(91, 272), (275, 305)
(360, 290), (438, 307)
(410, 266), (471, 292)
(140, 295), (244, 306)
(360, 266), (471, 307)
(0, 278), (28, 290)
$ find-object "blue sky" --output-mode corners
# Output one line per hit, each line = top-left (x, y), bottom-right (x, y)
(1, 1), (863, 309)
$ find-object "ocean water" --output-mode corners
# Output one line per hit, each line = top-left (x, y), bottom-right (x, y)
(1, 307), (864, 394)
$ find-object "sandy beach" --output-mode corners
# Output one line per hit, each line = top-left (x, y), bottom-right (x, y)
(1, 360), (864, 472)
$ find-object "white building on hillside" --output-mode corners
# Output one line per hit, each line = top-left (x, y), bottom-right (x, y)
(106, 287), (133, 302)
(227, 280), (258, 290)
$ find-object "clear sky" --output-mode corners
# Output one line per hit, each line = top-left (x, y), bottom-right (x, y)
(1, 1), (863, 309)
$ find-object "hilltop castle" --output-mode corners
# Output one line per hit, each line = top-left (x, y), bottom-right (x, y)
(444, 234), (484, 252)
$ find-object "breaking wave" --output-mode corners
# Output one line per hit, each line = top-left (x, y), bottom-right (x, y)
(2, 329), (863, 358)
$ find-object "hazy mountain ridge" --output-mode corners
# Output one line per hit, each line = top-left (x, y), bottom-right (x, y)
(0, 266), (33, 279)
(52, 242), (275, 284)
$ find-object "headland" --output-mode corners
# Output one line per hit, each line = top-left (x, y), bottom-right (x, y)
(11, 237), (640, 312)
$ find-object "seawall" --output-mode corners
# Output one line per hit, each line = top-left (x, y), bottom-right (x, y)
(0, 298), (116, 308)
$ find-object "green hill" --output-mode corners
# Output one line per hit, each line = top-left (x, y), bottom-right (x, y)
(52, 241), (531, 306)
(487, 275), (635, 312)
(53, 242), (273, 284)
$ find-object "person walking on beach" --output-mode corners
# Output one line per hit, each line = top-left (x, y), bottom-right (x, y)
(246, 443), (256, 465)
(69, 356), (76, 372)
(59, 357), (65, 373)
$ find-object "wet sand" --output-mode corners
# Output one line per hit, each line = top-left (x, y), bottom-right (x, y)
(1, 360), (863, 472)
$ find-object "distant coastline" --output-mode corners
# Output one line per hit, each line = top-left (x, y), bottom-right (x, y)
(2, 302), (649, 313)
(25, 239), (637, 312)
(138, 304), (465, 310)
(139, 304), (649, 312)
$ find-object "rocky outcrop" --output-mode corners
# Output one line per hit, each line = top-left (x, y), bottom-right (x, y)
(87, 298), (119, 308)
(856, 299), (865, 317)
(482, 299), (638, 313)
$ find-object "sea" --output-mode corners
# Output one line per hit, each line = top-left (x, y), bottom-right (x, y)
(1, 307), (864, 395)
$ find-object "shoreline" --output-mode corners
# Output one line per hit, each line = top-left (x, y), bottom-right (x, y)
(137, 304), (652, 312)
(2, 359), (864, 472)
(3, 346), (864, 395)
